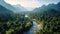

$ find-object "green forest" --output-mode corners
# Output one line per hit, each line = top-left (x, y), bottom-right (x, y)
(0, 0), (60, 34)
(0, 5), (60, 34)
(28, 9), (60, 34)
(0, 13), (33, 34)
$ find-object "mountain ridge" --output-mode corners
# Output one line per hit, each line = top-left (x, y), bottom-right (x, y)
(33, 2), (60, 12)
(0, 0), (16, 12)
(0, 0), (28, 12)
(0, 4), (13, 14)
(13, 4), (28, 12)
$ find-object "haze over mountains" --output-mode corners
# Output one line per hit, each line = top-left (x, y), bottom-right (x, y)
(13, 4), (27, 11)
(0, 0), (60, 34)
(0, 0), (16, 12)
(0, 0), (28, 12)
(33, 2), (60, 12)
(0, 0), (60, 13)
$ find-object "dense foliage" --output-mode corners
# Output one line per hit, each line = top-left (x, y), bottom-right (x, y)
(0, 4), (33, 34)
(28, 9), (60, 34)
(0, 1), (60, 34)
(0, 13), (32, 34)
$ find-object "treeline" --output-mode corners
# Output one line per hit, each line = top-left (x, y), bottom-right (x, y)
(28, 9), (60, 34)
(0, 13), (32, 34)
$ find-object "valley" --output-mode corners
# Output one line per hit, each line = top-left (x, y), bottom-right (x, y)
(0, 0), (60, 34)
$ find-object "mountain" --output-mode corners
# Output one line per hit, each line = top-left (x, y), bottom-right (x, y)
(0, 5), (13, 13)
(14, 4), (27, 12)
(0, 0), (16, 12)
(33, 2), (60, 12)
(0, 0), (28, 12)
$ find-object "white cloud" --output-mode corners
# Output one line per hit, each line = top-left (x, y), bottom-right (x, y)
(4, 0), (42, 8)
(5, 0), (59, 8)
(4, 0), (18, 5)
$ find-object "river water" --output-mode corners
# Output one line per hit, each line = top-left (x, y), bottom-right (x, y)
(24, 21), (38, 34)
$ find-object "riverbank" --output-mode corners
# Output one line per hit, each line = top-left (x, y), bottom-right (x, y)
(23, 21), (42, 34)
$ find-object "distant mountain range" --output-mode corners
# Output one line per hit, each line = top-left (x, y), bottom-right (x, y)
(0, 0), (28, 12)
(0, 0), (60, 13)
(0, 0), (16, 12)
(33, 2), (60, 12)
(13, 4), (27, 11)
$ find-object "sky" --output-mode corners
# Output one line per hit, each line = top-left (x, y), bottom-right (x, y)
(4, 0), (60, 8)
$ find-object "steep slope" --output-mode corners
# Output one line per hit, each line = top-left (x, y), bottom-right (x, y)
(0, 4), (32, 34)
(0, 5), (13, 13)
(0, 0), (29, 12)
(0, 0), (16, 12)
(0, 5), (14, 22)
(33, 2), (60, 12)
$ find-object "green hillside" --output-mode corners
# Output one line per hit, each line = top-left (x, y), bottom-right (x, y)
(0, 5), (32, 34)
(29, 9), (60, 34)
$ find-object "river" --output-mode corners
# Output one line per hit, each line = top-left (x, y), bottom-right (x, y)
(24, 21), (38, 34)
(24, 15), (40, 34)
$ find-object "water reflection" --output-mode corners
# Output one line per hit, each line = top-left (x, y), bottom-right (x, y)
(24, 21), (38, 34)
